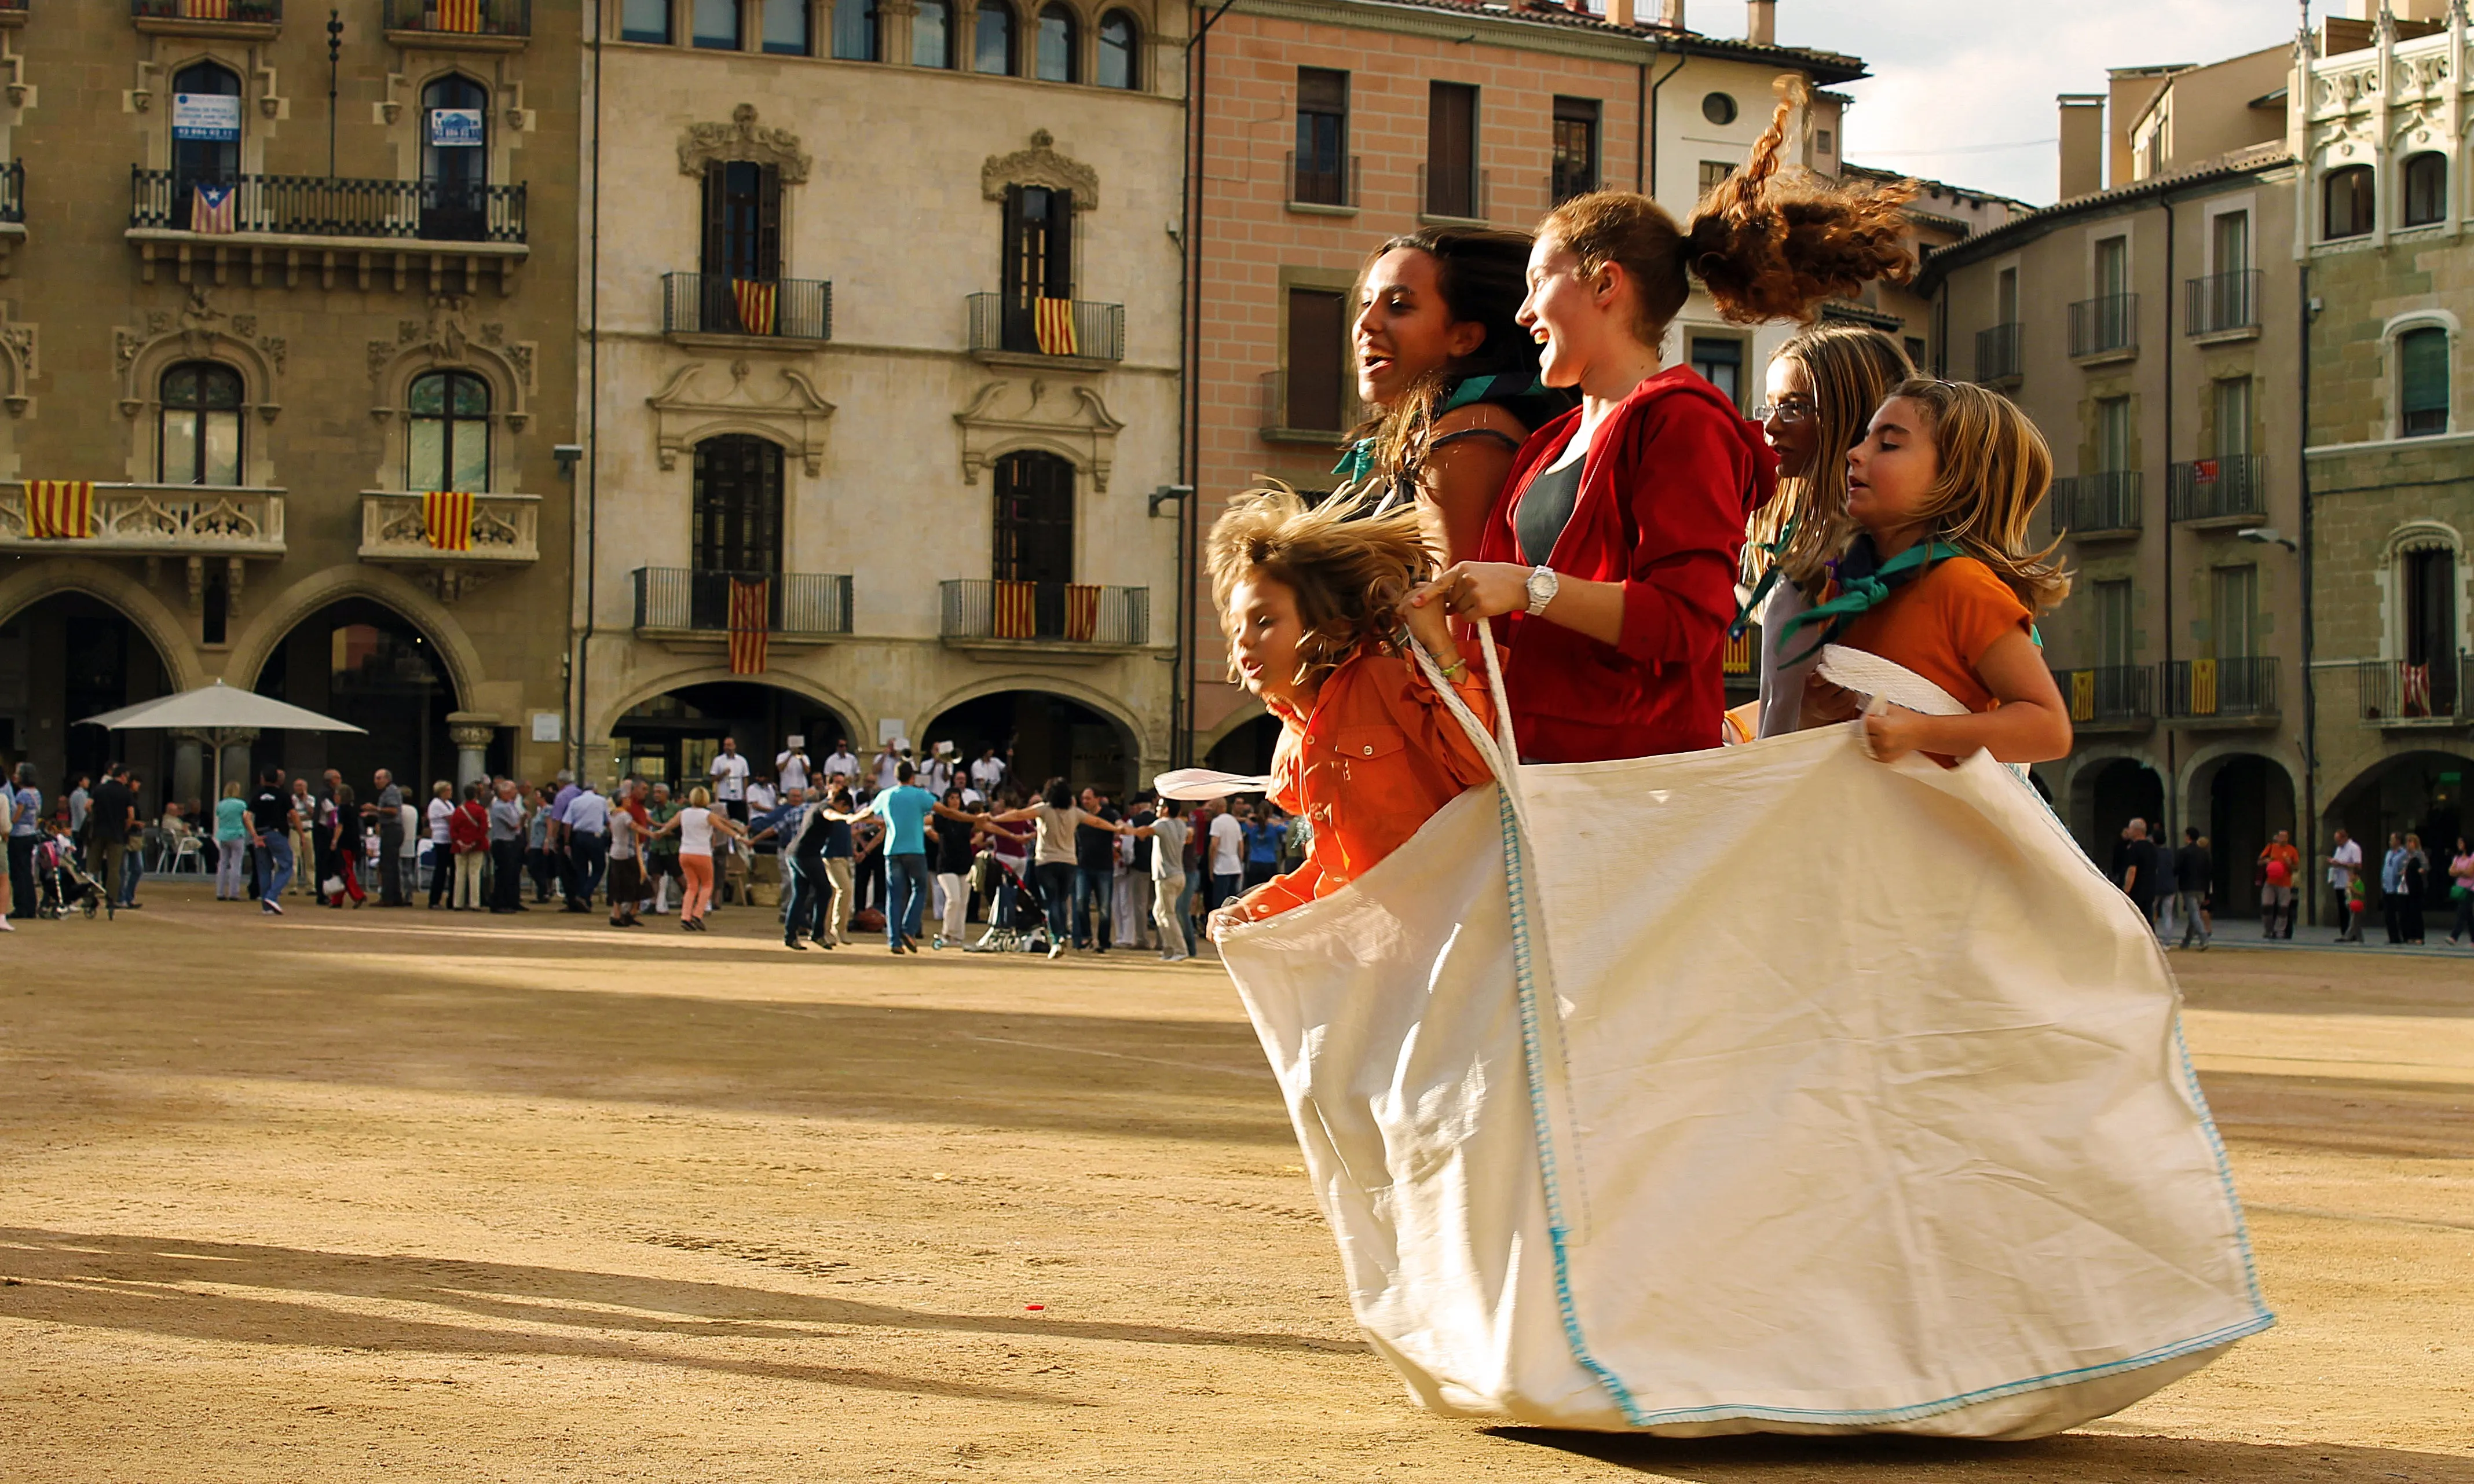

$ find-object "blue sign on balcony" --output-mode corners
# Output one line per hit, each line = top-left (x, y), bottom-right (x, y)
(429, 108), (484, 147)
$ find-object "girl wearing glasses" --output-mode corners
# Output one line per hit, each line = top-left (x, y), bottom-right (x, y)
(1741, 325), (1915, 737)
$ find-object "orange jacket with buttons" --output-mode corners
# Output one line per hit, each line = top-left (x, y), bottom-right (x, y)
(1232, 636), (1498, 923)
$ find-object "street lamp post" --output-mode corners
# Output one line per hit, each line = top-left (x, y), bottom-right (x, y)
(327, 10), (344, 179)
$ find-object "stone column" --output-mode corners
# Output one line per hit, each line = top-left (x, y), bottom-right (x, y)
(447, 719), (495, 792)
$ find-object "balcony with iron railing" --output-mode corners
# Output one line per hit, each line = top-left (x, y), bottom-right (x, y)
(1286, 151), (1360, 212)
(1974, 321), (2022, 385)
(2357, 656), (2470, 725)
(2185, 269), (2261, 339)
(939, 579), (1147, 661)
(1258, 369), (1359, 446)
(358, 491), (539, 565)
(2067, 292), (2138, 362)
(129, 168), (528, 290)
(133, 0), (280, 35)
(2166, 454), (2266, 525)
(2053, 665), (2153, 732)
(663, 273), (832, 343)
(2162, 657), (2278, 724)
(0, 481), (284, 556)
(0, 1), (23, 30)
(0, 160), (21, 225)
(964, 293), (1123, 364)
(632, 568), (854, 640)
(2047, 471), (2142, 540)
(385, 0), (529, 45)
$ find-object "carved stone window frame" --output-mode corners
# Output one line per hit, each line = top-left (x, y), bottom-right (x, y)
(953, 376), (1122, 492)
(365, 294), (537, 494)
(646, 358), (836, 478)
(129, 45), (287, 174)
(376, 58), (538, 193)
(980, 127), (1098, 210)
(115, 287), (284, 486)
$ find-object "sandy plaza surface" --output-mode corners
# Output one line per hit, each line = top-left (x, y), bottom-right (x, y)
(1, 883), (2469, 1482)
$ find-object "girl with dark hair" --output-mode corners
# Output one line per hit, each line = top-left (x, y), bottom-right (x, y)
(1742, 324), (1915, 737)
(985, 775), (1134, 960)
(326, 783), (365, 907)
(1412, 83), (1916, 764)
(1342, 226), (1576, 563)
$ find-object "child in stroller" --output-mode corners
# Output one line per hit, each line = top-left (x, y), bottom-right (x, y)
(39, 823), (104, 919)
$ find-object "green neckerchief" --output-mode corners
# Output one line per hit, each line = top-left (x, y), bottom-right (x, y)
(1330, 372), (1549, 483)
(1772, 537), (1966, 669)
(1729, 513), (1798, 642)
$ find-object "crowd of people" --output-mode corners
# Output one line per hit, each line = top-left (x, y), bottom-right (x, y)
(0, 739), (1321, 959)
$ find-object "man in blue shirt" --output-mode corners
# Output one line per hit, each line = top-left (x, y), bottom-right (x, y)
(1240, 807), (1289, 891)
(867, 762), (938, 954)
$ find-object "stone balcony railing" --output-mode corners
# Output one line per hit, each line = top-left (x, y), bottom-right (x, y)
(0, 482), (284, 555)
(357, 491), (539, 564)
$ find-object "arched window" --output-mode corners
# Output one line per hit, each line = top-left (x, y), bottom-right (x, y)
(419, 74), (489, 242)
(2402, 151), (2448, 228)
(2324, 164), (2375, 240)
(408, 371), (491, 492)
(1096, 10), (1137, 89)
(693, 435), (785, 579)
(993, 450), (1075, 585)
(913, 0), (953, 66)
(2399, 325), (2450, 438)
(763, 0), (811, 54)
(974, 0), (1015, 75)
(169, 61), (240, 233)
(159, 362), (243, 486)
(831, 0), (877, 61)
(1035, 4), (1077, 82)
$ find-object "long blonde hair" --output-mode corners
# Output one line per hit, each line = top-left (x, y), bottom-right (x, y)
(1206, 486), (1429, 692)
(1882, 378), (2072, 612)
(1745, 324), (1913, 595)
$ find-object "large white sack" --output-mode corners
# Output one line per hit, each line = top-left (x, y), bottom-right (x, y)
(1220, 723), (2271, 1438)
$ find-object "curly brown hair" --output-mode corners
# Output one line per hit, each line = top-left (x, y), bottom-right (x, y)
(1206, 486), (1430, 692)
(1540, 77), (1917, 345)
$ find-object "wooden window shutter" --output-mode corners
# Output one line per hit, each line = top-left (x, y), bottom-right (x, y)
(1046, 189), (1074, 299)
(757, 164), (783, 279)
(700, 162), (729, 277)
(1001, 183), (1028, 302)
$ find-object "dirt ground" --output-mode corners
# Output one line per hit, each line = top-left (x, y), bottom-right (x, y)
(1, 883), (2468, 1483)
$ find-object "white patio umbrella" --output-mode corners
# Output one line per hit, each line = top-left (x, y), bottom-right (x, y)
(78, 679), (364, 800)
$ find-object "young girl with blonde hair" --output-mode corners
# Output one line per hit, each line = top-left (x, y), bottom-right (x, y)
(1740, 324), (1914, 738)
(1414, 82), (1918, 764)
(1787, 377), (2074, 765)
(1206, 487), (1495, 929)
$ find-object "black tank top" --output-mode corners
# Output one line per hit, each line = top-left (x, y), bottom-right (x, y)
(1516, 457), (1585, 565)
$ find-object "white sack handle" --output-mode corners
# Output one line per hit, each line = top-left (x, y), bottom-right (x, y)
(1408, 622), (1532, 843)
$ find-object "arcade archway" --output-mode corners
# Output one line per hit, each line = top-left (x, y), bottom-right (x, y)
(2191, 751), (2296, 921)
(920, 688), (1138, 800)
(249, 598), (471, 791)
(0, 591), (176, 802)
(609, 681), (851, 795)
(2327, 750), (2473, 916)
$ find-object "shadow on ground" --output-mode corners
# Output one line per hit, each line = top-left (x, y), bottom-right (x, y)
(1495, 1426), (2474, 1482)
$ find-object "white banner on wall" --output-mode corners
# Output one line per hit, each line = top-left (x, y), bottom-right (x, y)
(171, 93), (242, 142)
(428, 108), (484, 147)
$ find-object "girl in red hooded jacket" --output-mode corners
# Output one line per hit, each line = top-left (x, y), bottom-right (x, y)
(1205, 487), (1496, 932)
(1412, 83), (1917, 764)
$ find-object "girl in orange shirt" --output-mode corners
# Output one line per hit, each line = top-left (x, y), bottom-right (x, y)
(1787, 378), (2074, 765)
(1206, 488), (1496, 931)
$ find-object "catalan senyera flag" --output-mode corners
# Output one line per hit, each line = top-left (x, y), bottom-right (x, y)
(993, 580), (1036, 640)
(1064, 583), (1100, 643)
(422, 490), (474, 552)
(191, 182), (237, 236)
(732, 279), (778, 336)
(181, 0), (232, 18)
(435, 0), (484, 31)
(2190, 657), (2219, 716)
(2069, 669), (2096, 723)
(727, 577), (770, 675)
(1033, 296), (1077, 357)
(25, 480), (94, 540)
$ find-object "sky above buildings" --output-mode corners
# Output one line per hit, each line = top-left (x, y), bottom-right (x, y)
(1773, 0), (2351, 206)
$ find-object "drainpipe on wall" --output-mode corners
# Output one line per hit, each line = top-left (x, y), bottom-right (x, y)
(2297, 262), (2319, 925)
(574, 0), (605, 778)
(1645, 38), (1687, 203)
(1177, 0), (1239, 768)
(2161, 196), (2175, 845)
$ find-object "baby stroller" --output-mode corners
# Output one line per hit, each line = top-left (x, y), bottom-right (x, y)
(964, 848), (1046, 954)
(39, 834), (103, 919)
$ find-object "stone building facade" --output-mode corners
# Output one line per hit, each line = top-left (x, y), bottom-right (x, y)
(2293, 2), (2474, 916)
(1184, 0), (1866, 768)
(0, 0), (579, 807)
(576, 0), (1188, 798)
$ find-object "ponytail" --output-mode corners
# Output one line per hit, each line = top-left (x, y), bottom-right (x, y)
(1539, 77), (1918, 345)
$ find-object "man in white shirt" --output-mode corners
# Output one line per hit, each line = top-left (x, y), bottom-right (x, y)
(745, 776), (778, 816)
(1207, 800), (1246, 910)
(709, 738), (751, 823)
(775, 745), (810, 797)
(2328, 827), (2365, 943)
(426, 782), (457, 908)
(969, 748), (1007, 797)
(821, 739), (860, 785)
(923, 744), (955, 797)
(872, 741), (905, 794)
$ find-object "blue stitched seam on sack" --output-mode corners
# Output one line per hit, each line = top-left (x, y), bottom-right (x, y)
(1496, 785), (1650, 1427)
(1498, 761), (2273, 1429)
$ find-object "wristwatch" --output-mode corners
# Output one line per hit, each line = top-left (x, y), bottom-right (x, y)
(1524, 566), (1560, 616)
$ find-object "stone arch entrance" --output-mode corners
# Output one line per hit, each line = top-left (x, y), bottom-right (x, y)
(248, 598), (472, 792)
(0, 589), (179, 803)
(920, 686), (1140, 800)
(2072, 755), (2164, 869)
(2326, 749), (2474, 920)
(2187, 750), (2296, 922)
(609, 680), (852, 797)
